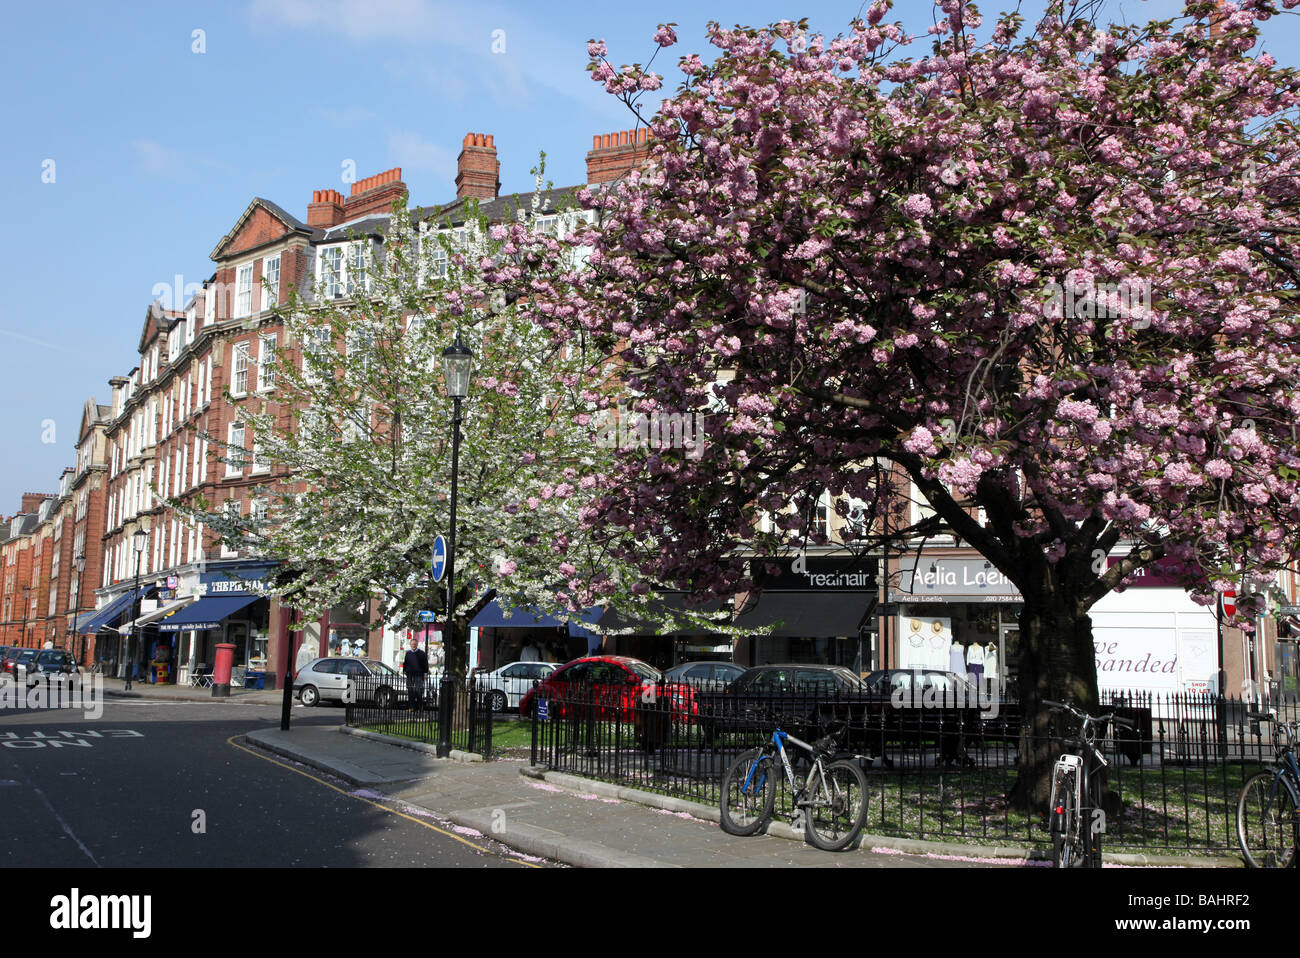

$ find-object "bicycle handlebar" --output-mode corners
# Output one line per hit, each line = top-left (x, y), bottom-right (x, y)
(1043, 699), (1134, 730)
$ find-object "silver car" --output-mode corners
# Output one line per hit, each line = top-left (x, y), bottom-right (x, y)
(294, 657), (401, 708)
(663, 660), (745, 692)
(479, 661), (558, 712)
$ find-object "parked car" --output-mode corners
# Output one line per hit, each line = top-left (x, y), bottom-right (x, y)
(478, 661), (558, 713)
(9, 649), (40, 683)
(697, 664), (872, 745)
(517, 655), (698, 727)
(294, 657), (403, 708)
(1, 646), (27, 677)
(28, 649), (79, 687)
(663, 660), (745, 692)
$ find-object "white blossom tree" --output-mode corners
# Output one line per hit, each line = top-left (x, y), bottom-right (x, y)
(203, 181), (702, 679)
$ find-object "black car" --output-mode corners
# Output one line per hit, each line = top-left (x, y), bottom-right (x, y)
(10, 649), (39, 682)
(29, 649), (79, 687)
(697, 664), (873, 745)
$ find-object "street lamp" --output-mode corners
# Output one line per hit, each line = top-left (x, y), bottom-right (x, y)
(71, 552), (86, 663)
(437, 332), (473, 757)
(125, 529), (148, 691)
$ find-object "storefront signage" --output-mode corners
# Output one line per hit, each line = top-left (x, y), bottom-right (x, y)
(749, 555), (877, 591)
(1104, 557), (1186, 588)
(201, 567), (269, 596)
(894, 558), (1019, 600)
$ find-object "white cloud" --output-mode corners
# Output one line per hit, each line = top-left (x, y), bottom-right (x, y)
(131, 139), (189, 179)
(386, 131), (457, 181)
(248, 0), (443, 41)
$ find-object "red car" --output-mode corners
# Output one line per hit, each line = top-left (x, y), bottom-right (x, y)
(518, 655), (698, 724)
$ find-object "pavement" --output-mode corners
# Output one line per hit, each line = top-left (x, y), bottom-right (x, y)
(93, 678), (1236, 868)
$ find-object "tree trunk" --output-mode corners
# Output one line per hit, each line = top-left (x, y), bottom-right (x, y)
(1007, 599), (1101, 810)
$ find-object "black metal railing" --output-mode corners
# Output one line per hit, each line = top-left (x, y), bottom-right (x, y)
(346, 671), (494, 759)
(527, 682), (1298, 856)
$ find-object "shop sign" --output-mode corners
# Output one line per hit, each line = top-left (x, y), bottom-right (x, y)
(895, 558), (1020, 599)
(1104, 557), (1186, 588)
(749, 554), (877, 591)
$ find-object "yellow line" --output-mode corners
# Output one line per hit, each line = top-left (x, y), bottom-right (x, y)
(226, 734), (541, 867)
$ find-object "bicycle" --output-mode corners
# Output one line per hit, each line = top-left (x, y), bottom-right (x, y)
(1044, 700), (1133, 868)
(1235, 711), (1300, 868)
(718, 719), (869, 852)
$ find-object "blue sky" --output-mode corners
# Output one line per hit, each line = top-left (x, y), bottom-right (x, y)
(1, 0), (1295, 510)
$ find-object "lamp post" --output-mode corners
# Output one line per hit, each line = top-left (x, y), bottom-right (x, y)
(71, 552), (86, 663)
(437, 333), (473, 758)
(125, 529), (148, 691)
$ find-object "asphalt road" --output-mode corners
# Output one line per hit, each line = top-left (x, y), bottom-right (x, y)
(0, 693), (549, 868)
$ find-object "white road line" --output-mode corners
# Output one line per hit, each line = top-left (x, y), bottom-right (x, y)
(22, 774), (99, 867)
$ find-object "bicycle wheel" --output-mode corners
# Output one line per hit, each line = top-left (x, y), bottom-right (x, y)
(1237, 771), (1299, 868)
(1049, 767), (1080, 868)
(804, 759), (869, 852)
(1085, 773), (1104, 869)
(720, 748), (776, 836)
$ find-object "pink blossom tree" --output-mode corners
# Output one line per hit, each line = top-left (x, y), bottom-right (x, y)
(533, 0), (1300, 803)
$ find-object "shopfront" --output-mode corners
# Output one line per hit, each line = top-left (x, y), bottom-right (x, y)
(162, 562), (272, 685)
(733, 555), (879, 671)
(888, 553), (1224, 696)
(469, 601), (598, 671)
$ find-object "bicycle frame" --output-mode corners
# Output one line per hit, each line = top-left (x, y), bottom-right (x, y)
(743, 727), (842, 819)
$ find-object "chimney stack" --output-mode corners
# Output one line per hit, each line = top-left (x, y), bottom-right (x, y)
(456, 133), (500, 201)
(307, 168), (407, 227)
(308, 189), (346, 228)
(20, 492), (53, 514)
(586, 127), (653, 184)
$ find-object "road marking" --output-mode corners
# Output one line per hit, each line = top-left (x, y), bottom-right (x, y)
(226, 735), (541, 868)
(0, 730), (143, 748)
(16, 773), (99, 867)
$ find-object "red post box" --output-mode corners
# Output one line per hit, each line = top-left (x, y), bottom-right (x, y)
(212, 643), (236, 698)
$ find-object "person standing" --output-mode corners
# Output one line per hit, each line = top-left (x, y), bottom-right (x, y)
(403, 637), (429, 710)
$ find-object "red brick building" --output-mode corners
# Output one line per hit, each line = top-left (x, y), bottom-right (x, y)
(62, 126), (655, 688)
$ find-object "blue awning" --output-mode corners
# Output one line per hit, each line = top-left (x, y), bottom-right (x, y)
(78, 589), (145, 634)
(471, 600), (602, 637)
(158, 594), (260, 632)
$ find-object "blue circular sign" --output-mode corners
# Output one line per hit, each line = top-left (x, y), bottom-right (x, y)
(432, 535), (447, 583)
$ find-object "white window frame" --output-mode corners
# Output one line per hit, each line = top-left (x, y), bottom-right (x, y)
(235, 263), (254, 318)
(302, 327), (331, 385)
(251, 435), (271, 475)
(318, 245), (344, 299)
(262, 254), (281, 312)
(221, 500), (241, 559)
(226, 422), (246, 477)
(257, 333), (276, 391)
(232, 342), (250, 396)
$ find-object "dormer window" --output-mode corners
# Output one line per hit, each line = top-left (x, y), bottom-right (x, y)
(317, 242), (371, 299)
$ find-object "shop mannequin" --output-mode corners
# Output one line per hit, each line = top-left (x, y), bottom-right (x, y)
(949, 641), (966, 676)
(985, 643), (998, 683)
(966, 641), (985, 686)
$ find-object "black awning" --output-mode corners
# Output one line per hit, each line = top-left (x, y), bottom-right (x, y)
(734, 591), (875, 638)
(596, 593), (727, 637)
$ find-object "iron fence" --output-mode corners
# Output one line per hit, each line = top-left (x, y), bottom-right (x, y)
(345, 672), (494, 759)
(527, 683), (1299, 855)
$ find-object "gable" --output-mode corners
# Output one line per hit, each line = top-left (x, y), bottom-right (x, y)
(211, 198), (314, 263)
